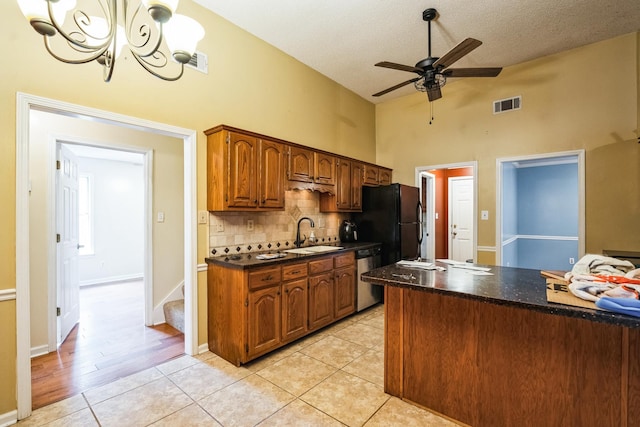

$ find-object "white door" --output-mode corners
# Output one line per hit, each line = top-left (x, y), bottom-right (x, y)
(57, 144), (80, 345)
(449, 177), (474, 262)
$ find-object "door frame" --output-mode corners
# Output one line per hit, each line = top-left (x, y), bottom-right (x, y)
(416, 161), (477, 262)
(16, 92), (198, 419)
(419, 172), (436, 260)
(495, 150), (585, 266)
(50, 141), (153, 351)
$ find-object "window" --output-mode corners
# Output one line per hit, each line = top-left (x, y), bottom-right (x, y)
(78, 173), (94, 255)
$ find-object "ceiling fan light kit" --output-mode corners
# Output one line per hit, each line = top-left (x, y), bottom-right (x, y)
(16, 0), (205, 82)
(373, 7), (503, 106)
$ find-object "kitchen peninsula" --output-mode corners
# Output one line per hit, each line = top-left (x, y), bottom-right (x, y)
(362, 262), (640, 427)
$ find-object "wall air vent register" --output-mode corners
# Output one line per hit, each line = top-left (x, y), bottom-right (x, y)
(493, 96), (521, 114)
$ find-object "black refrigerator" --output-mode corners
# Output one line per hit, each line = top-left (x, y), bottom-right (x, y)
(353, 184), (422, 266)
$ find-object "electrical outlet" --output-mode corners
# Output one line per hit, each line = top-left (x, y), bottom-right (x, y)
(157, 211), (165, 222)
(481, 210), (489, 220)
(247, 219), (254, 232)
(569, 257), (575, 265)
(216, 222), (224, 232)
(198, 210), (208, 224)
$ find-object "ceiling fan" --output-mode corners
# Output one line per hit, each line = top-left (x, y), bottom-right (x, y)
(373, 8), (502, 102)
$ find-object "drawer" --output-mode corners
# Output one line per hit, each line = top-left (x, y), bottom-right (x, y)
(282, 262), (308, 281)
(309, 257), (334, 275)
(248, 266), (281, 290)
(334, 252), (355, 269)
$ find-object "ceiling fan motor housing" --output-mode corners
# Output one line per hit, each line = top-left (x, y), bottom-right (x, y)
(422, 8), (437, 21)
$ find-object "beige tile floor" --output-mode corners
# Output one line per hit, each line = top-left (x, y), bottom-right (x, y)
(17, 304), (458, 427)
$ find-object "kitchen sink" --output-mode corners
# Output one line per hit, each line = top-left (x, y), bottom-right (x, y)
(283, 245), (344, 255)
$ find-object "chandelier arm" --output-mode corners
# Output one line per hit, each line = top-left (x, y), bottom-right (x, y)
(44, 34), (109, 64)
(124, 0), (165, 59)
(130, 51), (184, 81)
(46, 0), (114, 53)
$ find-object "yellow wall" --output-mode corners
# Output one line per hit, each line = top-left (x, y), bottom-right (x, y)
(0, 0), (375, 415)
(376, 33), (639, 260)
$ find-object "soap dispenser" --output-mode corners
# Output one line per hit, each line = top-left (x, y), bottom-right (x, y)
(308, 231), (316, 245)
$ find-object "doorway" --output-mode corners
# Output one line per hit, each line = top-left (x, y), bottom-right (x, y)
(496, 150), (585, 270)
(416, 162), (477, 262)
(57, 144), (147, 346)
(16, 93), (198, 419)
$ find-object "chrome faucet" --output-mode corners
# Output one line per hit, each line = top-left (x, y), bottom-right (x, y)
(294, 217), (315, 247)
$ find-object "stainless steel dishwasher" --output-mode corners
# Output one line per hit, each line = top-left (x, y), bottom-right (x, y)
(356, 246), (382, 311)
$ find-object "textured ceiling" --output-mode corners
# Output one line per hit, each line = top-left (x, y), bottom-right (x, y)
(193, 0), (640, 103)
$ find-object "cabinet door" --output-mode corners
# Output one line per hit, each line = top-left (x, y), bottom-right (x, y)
(363, 164), (379, 186)
(334, 266), (356, 319)
(335, 159), (352, 210)
(282, 278), (308, 343)
(379, 168), (392, 186)
(247, 286), (281, 358)
(308, 272), (334, 330)
(228, 132), (258, 207)
(351, 161), (363, 210)
(314, 152), (336, 185)
(259, 140), (285, 208)
(288, 146), (314, 183)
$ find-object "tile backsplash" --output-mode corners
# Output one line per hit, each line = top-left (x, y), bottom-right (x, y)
(208, 190), (350, 256)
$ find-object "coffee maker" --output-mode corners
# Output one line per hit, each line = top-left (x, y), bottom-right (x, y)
(339, 220), (358, 242)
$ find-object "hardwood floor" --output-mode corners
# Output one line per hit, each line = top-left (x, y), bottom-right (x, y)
(31, 280), (184, 410)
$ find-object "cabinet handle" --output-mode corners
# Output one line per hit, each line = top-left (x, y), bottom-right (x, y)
(290, 270), (300, 274)
(262, 275), (273, 281)
(285, 289), (289, 293)
(262, 199), (266, 204)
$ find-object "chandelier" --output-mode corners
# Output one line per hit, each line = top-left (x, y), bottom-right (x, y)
(17, 0), (205, 82)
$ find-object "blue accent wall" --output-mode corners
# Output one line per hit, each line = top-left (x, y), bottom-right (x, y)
(517, 164), (578, 236)
(502, 161), (579, 270)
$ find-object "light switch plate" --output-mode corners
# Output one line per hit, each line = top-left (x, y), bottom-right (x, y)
(157, 211), (165, 222)
(481, 210), (489, 220)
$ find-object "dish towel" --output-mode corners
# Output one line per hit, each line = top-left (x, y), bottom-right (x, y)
(596, 297), (640, 317)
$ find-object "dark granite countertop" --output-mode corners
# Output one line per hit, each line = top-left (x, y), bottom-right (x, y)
(205, 241), (380, 270)
(362, 261), (640, 329)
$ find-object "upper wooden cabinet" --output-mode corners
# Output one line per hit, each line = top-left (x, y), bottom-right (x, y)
(259, 139), (285, 208)
(314, 152), (336, 185)
(363, 164), (393, 187)
(206, 126), (285, 211)
(287, 146), (336, 188)
(205, 124), (391, 211)
(288, 146), (314, 183)
(319, 158), (363, 212)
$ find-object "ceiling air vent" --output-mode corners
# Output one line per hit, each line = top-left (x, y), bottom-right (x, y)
(493, 96), (521, 114)
(186, 51), (208, 74)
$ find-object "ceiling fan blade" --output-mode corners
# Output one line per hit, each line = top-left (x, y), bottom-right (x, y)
(432, 38), (482, 69)
(375, 61), (423, 74)
(373, 77), (421, 97)
(443, 67), (503, 78)
(426, 85), (442, 102)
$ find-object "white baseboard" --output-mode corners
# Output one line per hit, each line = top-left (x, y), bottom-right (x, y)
(80, 273), (143, 287)
(0, 410), (17, 427)
(153, 280), (185, 325)
(30, 344), (49, 359)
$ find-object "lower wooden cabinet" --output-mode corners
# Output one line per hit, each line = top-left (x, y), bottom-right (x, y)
(247, 285), (281, 358)
(308, 272), (334, 330)
(207, 251), (356, 365)
(282, 278), (308, 343)
(334, 266), (356, 319)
